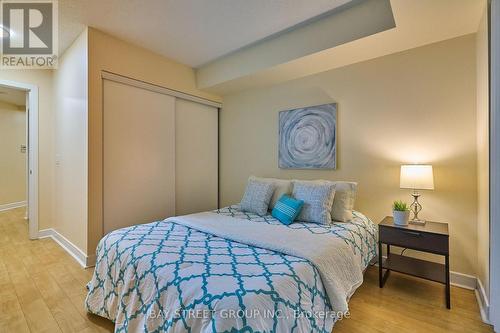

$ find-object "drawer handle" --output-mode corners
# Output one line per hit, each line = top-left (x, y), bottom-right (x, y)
(402, 231), (422, 237)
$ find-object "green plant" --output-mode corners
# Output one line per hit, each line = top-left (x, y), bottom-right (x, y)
(393, 200), (409, 211)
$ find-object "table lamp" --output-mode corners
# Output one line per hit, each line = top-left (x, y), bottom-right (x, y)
(400, 164), (434, 225)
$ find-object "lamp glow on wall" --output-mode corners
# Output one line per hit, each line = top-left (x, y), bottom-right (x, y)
(400, 164), (434, 225)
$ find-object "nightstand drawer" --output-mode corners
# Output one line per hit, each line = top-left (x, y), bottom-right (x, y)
(379, 226), (449, 255)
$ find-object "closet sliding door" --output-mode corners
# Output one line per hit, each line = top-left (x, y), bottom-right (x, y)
(175, 99), (218, 215)
(103, 79), (176, 234)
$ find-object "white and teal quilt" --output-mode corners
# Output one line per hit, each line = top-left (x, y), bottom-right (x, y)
(85, 205), (377, 333)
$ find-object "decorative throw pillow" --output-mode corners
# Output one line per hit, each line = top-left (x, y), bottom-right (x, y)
(329, 181), (357, 222)
(240, 178), (276, 215)
(294, 180), (357, 222)
(249, 176), (293, 210)
(271, 194), (304, 225)
(292, 182), (335, 224)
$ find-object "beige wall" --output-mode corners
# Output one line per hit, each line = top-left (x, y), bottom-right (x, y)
(54, 29), (88, 253)
(220, 35), (478, 275)
(0, 70), (54, 230)
(87, 28), (222, 257)
(0, 100), (26, 206)
(476, 8), (490, 297)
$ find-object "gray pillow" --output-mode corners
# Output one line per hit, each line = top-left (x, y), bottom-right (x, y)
(249, 176), (293, 210)
(292, 182), (336, 224)
(240, 178), (276, 215)
(294, 180), (357, 222)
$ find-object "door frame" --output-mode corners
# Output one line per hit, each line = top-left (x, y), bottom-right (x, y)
(0, 79), (39, 239)
(491, 0), (500, 329)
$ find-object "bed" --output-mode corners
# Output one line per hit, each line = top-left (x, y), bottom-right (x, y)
(85, 205), (377, 333)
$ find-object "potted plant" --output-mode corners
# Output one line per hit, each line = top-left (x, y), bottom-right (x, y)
(392, 200), (410, 226)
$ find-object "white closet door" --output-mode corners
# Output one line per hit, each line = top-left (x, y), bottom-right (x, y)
(175, 99), (218, 215)
(103, 79), (176, 234)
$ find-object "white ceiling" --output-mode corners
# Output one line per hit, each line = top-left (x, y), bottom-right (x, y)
(0, 86), (26, 107)
(59, 0), (352, 68)
(58, 0), (486, 94)
(197, 0), (486, 94)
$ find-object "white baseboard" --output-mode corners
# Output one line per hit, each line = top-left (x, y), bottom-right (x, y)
(37, 228), (53, 238)
(475, 278), (490, 324)
(450, 271), (477, 290)
(38, 228), (94, 268)
(0, 201), (26, 212)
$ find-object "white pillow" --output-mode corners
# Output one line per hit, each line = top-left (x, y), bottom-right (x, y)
(249, 176), (293, 210)
(329, 181), (357, 222)
(292, 180), (357, 222)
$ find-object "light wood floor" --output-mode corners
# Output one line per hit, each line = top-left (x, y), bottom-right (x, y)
(0, 208), (493, 333)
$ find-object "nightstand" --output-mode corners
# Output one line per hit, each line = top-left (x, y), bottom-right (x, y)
(378, 216), (450, 309)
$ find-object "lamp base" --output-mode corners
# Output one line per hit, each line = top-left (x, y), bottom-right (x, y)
(409, 219), (426, 226)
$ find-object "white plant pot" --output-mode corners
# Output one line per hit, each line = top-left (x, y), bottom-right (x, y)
(393, 210), (410, 226)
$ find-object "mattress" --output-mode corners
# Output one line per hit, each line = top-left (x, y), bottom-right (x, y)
(85, 205), (377, 333)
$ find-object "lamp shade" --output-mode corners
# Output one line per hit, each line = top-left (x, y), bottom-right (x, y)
(400, 165), (434, 190)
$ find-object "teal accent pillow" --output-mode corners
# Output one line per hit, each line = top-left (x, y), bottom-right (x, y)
(271, 194), (304, 225)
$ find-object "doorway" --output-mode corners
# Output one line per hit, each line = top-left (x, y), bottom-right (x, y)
(0, 86), (27, 216)
(0, 79), (39, 239)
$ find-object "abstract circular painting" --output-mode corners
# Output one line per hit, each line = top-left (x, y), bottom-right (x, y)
(279, 103), (336, 169)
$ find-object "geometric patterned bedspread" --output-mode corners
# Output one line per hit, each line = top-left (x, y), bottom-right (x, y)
(85, 206), (377, 333)
(217, 205), (377, 269)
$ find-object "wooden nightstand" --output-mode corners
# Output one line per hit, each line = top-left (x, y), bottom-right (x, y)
(378, 216), (450, 309)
